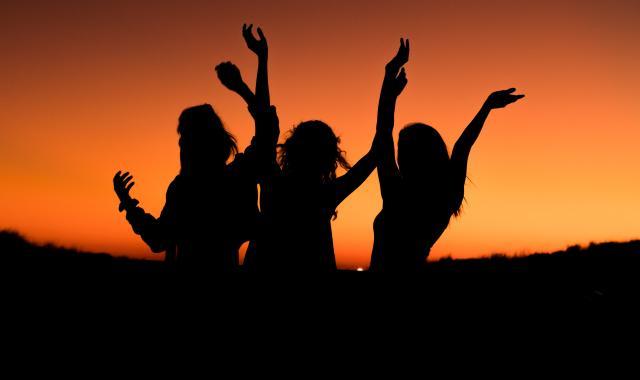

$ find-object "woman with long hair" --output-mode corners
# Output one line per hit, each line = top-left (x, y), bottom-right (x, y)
(370, 40), (524, 272)
(220, 33), (409, 272)
(112, 27), (270, 273)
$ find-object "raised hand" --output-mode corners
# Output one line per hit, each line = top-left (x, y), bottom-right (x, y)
(215, 61), (248, 94)
(113, 171), (138, 212)
(385, 38), (410, 75)
(388, 67), (408, 98)
(374, 39), (410, 202)
(242, 23), (268, 58)
(485, 88), (525, 109)
(382, 38), (409, 98)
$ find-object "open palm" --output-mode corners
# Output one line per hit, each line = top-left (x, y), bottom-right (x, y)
(385, 38), (410, 74)
(242, 24), (267, 57)
(486, 88), (525, 109)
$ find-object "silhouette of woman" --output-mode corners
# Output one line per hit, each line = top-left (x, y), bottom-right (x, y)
(112, 39), (268, 273)
(219, 26), (384, 272)
(213, 24), (277, 271)
(370, 40), (524, 272)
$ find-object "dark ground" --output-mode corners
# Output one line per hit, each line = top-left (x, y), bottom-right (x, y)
(2, 229), (640, 305)
(4, 229), (640, 350)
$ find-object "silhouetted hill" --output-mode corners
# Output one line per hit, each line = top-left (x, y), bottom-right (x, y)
(3, 229), (640, 274)
(421, 241), (640, 305)
(0, 229), (164, 275)
(2, 229), (640, 305)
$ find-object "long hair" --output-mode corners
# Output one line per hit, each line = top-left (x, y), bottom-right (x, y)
(278, 120), (351, 183)
(397, 123), (463, 217)
(177, 104), (237, 175)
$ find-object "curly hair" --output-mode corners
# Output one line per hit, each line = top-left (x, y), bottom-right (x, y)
(278, 120), (351, 183)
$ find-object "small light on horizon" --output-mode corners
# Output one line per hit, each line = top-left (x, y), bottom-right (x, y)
(356, 267), (364, 272)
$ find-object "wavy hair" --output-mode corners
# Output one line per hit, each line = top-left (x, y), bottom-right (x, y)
(278, 120), (351, 183)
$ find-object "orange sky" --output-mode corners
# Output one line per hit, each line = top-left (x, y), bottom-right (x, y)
(1, 0), (639, 269)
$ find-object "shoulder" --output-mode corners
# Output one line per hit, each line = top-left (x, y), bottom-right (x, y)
(166, 176), (181, 196)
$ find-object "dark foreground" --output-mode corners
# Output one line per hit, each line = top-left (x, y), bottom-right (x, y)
(2, 230), (640, 307)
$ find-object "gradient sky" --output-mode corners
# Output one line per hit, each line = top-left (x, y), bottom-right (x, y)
(1, 0), (639, 268)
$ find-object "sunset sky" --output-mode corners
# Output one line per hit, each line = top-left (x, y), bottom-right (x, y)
(1, 0), (639, 269)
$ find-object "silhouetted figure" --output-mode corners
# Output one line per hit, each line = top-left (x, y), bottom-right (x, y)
(113, 93), (263, 273)
(370, 39), (524, 272)
(219, 25), (378, 272)
(214, 24), (277, 270)
(258, 118), (379, 272)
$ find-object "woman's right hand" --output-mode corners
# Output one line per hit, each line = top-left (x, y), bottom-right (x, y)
(113, 171), (137, 212)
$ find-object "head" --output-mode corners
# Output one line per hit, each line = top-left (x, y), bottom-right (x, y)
(398, 123), (450, 182)
(279, 120), (350, 183)
(398, 123), (463, 216)
(177, 104), (237, 175)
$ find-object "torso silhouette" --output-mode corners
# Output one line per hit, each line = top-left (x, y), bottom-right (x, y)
(125, 150), (258, 273)
(371, 178), (454, 272)
(249, 170), (338, 272)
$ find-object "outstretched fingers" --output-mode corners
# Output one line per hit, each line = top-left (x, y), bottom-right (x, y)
(243, 23), (259, 43)
(121, 174), (134, 187)
(113, 170), (134, 199)
(500, 88), (524, 98)
(116, 171), (129, 185)
(242, 23), (267, 56)
(504, 88), (525, 104)
(387, 37), (410, 75)
(243, 23), (253, 38)
(125, 181), (135, 192)
(487, 88), (525, 108)
(399, 38), (410, 59)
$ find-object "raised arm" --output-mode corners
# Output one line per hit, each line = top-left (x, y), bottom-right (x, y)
(215, 24), (270, 110)
(241, 24), (278, 152)
(242, 23), (270, 108)
(374, 38), (409, 201)
(113, 171), (175, 254)
(215, 25), (278, 156)
(216, 61), (255, 106)
(334, 149), (376, 207)
(450, 88), (524, 206)
(334, 39), (410, 206)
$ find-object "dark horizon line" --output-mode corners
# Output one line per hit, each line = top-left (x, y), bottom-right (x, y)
(2, 229), (639, 266)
